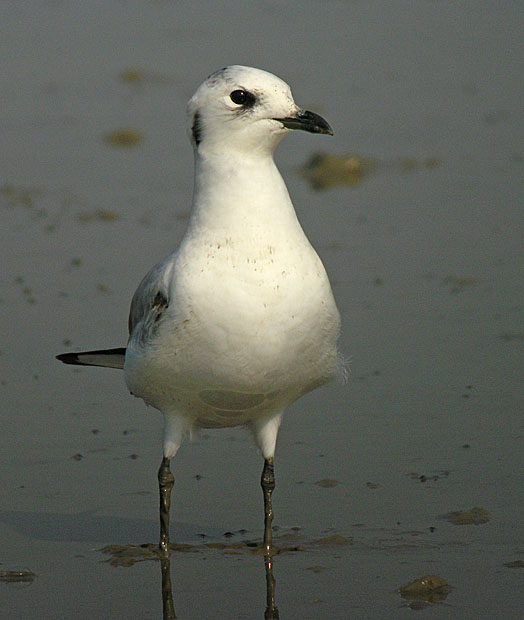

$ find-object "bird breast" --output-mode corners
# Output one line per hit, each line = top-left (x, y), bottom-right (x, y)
(153, 235), (339, 394)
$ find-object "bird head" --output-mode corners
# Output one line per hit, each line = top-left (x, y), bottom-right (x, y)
(187, 65), (332, 156)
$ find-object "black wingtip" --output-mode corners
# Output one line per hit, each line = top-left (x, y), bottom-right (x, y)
(55, 347), (127, 368)
(56, 352), (81, 365)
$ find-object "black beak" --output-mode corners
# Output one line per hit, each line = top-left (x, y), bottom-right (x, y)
(273, 109), (333, 135)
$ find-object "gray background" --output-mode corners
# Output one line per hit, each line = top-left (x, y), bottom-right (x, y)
(1, 2), (523, 619)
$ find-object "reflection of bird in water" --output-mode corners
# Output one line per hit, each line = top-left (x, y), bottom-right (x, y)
(57, 66), (343, 575)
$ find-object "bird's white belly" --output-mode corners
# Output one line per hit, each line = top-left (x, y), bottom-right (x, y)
(124, 239), (340, 426)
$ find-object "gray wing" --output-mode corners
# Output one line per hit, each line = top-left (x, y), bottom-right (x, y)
(56, 256), (173, 370)
(128, 256), (172, 345)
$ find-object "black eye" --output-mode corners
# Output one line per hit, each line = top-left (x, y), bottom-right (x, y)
(230, 90), (248, 105)
(229, 89), (256, 107)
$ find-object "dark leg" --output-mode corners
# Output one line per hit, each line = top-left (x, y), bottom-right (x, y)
(261, 457), (279, 619)
(261, 457), (276, 555)
(158, 456), (174, 556)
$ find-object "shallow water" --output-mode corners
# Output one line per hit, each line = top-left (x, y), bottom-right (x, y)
(1, 2), (523, 619)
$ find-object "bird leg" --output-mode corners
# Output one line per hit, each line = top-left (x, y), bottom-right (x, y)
(261, 457), (276, 556)
(158, 456), (174, 556)
(261, 457), (279, 618)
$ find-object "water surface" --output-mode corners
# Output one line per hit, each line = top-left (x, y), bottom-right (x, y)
(1, 2), (523, 619)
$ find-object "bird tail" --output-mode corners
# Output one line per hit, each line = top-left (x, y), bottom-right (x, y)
(56, 347), (126, 369)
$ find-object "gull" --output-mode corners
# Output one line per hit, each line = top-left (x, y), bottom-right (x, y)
(57, 65), (342, 557)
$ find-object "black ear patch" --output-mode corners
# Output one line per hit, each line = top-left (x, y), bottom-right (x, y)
(191, 111), (202, 146)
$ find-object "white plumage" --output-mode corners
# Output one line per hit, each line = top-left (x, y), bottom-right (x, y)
(58, 65), (342, 556)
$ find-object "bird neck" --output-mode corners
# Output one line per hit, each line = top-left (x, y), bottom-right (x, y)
(188, 149), (301, 237)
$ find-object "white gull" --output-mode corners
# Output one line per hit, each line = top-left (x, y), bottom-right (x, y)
(57, 65), (342, 557)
